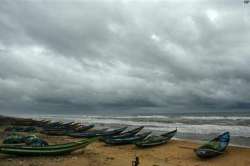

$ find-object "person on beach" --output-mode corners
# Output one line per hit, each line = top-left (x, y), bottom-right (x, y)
(132, 156), (139, 166)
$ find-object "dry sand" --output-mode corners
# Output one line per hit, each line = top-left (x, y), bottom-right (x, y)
(1, 131), (250, 166)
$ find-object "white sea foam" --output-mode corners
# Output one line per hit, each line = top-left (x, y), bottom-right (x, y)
(179, 116), (250, 120)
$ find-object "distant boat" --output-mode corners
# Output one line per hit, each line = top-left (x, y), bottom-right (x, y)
(194, 132), (230, 158)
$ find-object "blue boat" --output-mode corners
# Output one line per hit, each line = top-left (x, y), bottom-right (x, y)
(194, 132), (230, 158)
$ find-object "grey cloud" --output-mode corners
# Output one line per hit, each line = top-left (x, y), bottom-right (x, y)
(0, 0), (250, 114)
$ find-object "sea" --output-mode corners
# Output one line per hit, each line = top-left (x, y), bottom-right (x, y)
(12, 110), (250, 147)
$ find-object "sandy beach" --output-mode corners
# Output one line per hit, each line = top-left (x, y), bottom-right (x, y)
(1, 129), (250, 166)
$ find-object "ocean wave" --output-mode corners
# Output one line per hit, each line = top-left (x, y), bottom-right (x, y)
(17, 114), (250, 137)
(78, 115), (250, 121)
(48, 116), (250, 137)
(19, 114), (250, 121)
(179, 116), (250, 120)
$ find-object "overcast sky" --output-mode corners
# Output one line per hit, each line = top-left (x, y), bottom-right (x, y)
(0, 0), (250, 114)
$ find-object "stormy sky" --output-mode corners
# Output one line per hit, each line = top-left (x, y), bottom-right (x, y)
(1, 0), (250, 114)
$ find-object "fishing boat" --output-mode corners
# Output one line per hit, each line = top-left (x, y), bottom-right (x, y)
(68, 127), (127, 138)
(40, 130), (71, 136)
(0, 138), (96, 156)
(161, 129), (177, 138)
(43, 122), (77, 130)
(42, 122), (63, 130)
(104, 132), (151, 145)
(41, 124), (95, 136)
(4, 126), (37, 132)
(68, 128), (108, 138)
(194, 132), (230, 158)
(75, 124), (95, 132)
(36, 120), (51, 127)
(135, 129), (177, 148)
(0, 139), (90, 150)
(101, 126), (144, 141)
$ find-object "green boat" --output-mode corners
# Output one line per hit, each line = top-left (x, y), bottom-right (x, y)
(0, 138), (96, 156)
(0, 138), (90, 150)
(135, 135), (173, 148)
(194, 132), (230, 158)
(135, 129), (177, 148)
(40, 130), (71, 136)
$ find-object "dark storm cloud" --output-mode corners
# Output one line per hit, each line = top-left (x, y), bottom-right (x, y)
(1, 0), (250, 114)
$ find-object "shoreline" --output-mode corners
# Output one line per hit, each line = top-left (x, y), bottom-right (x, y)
(1, 114), (250, 148)
(1, 116), (250, 166)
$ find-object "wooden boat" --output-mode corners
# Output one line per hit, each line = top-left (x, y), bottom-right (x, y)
(0, 139), (90, 150)
(101, 126), (144, 141)
(194, 132), (230, 158)
(135, 129), (177, 148)
(3, 135), (25, 144)
(68, 127), (127, 138)
(104, 132), (151, 145)
(75, 124), (95, 132)
(40, 130), (71, 136)
(41, 124), (94, 136)
(68, 128), (108, 138)
(62, 122), (81, 129)
(42, 122), (63, 130)
(36, 120), (51, 127)
(161, 129), (177, 138)
(43, 121), (86, 130)
(0, 138), (96, 156)
(4, 126), (37, 132)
